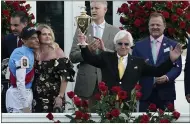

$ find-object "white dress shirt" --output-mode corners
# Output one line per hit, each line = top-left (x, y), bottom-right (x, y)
(92, 20), (106, 39)
(117, 54), (128, 71)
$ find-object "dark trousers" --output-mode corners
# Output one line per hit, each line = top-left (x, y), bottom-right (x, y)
(139, 88), (174, 112)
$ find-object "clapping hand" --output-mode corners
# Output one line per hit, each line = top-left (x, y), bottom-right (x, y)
(169, 43), (183, 62)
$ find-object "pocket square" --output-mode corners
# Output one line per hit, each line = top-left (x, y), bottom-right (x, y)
(164, 47), (170, 53)
(134, 66), (138, 69)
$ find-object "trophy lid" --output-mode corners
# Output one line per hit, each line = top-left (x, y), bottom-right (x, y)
(77, 6), (91, 18)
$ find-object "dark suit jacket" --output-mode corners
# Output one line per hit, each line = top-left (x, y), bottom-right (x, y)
(2, 33), (17, 60)
(132, 36), (182, 100)
(81, 47), (175, 101)
(184, 38), (190, 96)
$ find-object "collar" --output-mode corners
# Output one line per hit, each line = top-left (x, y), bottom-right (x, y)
(117, 53), (128, 60)
(92, 20), (106, 29)
(150, 35), (164, 43)
(22, 45), (34, 51)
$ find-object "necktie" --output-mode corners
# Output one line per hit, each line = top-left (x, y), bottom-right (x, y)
(151, 40), (157, 84)
(17, 38), (23, 47)
(151, 40), (157, 64)
(118, 57), (125, 79)
(95, 25), (101, 54)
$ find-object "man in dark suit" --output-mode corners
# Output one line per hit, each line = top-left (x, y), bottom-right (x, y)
(184, 37), (190, 103)
(70, 1), (119, 102)
(132, 12), (182, 111)
(2, 11), (28, 60)
(77, 29), (182, 102)
(1, 11), (28, 113)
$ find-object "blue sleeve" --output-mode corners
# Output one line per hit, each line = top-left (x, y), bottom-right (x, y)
(166, 42), (182, 82)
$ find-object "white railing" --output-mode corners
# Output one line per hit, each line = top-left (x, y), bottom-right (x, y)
(2, 113), (190, 123)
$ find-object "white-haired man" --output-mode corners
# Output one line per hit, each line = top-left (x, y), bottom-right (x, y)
(78, 30), (182, 102)
(70, 1), (119, 103)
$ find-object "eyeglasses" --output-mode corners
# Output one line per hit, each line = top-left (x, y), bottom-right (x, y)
(117, 42), (129, 46)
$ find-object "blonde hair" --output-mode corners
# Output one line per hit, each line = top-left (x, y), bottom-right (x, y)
(90, 0), (108, 8)
(113, 30), (134, 46)
(37, 23), (59, 49)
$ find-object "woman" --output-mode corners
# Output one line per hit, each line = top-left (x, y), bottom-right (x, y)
(32, 24), (75, 113)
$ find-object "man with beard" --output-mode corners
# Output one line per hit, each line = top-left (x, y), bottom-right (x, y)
(70, 1), (119, 110)
(132, 12), (182, 112)
(2, 11), (28, 60)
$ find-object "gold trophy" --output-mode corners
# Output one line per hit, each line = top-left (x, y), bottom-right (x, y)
(75, 6), (91, 45)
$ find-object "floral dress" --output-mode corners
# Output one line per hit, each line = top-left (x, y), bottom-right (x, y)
(32, 58), (75, 113)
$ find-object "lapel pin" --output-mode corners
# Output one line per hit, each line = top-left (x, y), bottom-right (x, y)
(134, 66), (138, 69)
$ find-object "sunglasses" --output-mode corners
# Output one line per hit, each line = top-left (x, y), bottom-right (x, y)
(117, 42), (129, 46)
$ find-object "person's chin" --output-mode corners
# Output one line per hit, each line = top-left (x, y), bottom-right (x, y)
(12, 32), (19, 36)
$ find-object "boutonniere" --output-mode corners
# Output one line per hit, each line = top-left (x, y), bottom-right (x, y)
(134, 66), (138, 69)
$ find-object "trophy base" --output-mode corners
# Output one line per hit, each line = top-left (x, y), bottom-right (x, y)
(77, 42), (88, 46)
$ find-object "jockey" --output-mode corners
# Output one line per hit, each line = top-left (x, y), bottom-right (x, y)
(6, 26), (40, 113)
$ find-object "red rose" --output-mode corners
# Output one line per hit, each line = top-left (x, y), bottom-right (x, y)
(20, 6), (26, 12)
(118, 91), (127, 100)
(81, 100), (88, 108)
(168, 28), (176, 36)
(167, 103), (174, 111)
(145, 1), (152, 9)
(121, 3), (128, 8)
(173, 111), (180, 119)
(185, 13), (190, 21)
(179, 21), (186, 29)
(187, 27), (190, 34)
(160, 119), (170, 123)
(162, 11), (169, 19)
(158, 109), (164, 115)
(148, 103), (157, 111)
(140, 114), (150, 123)
(134, 83), (142, 91)
(111, 86), (122, 93)
(30, 13), (35, 19)
(106, 112), (113, 120)
(130, 4), (136, 11)
(73, 97), (81, 106)
(134, 19), (141, 27)
(176, 8), (183, 15)
(171, 14), (178, 22)
(140, 27), (146, 32)
(2, 10), (9, 17)
(181, 1), (189, 9)
(12, 1), (19, 8)
(98, 85), (108, 92)
(98, 81), (105, 86)
(67, 91), (75, 99)
(111, 109), (120, 117)
(25, 4), (31, 9)
(75, 111), (83, 119)
(117, 7), (123, 14)
(166, 1), (173, 9)
(94, 93), (101, 101)
(29, 23), (34, 27)
(46, 112), (54, 120)
(82, 113), (90, 120)
(136, 91), (142, 100)
(123, 7), (129, 15)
